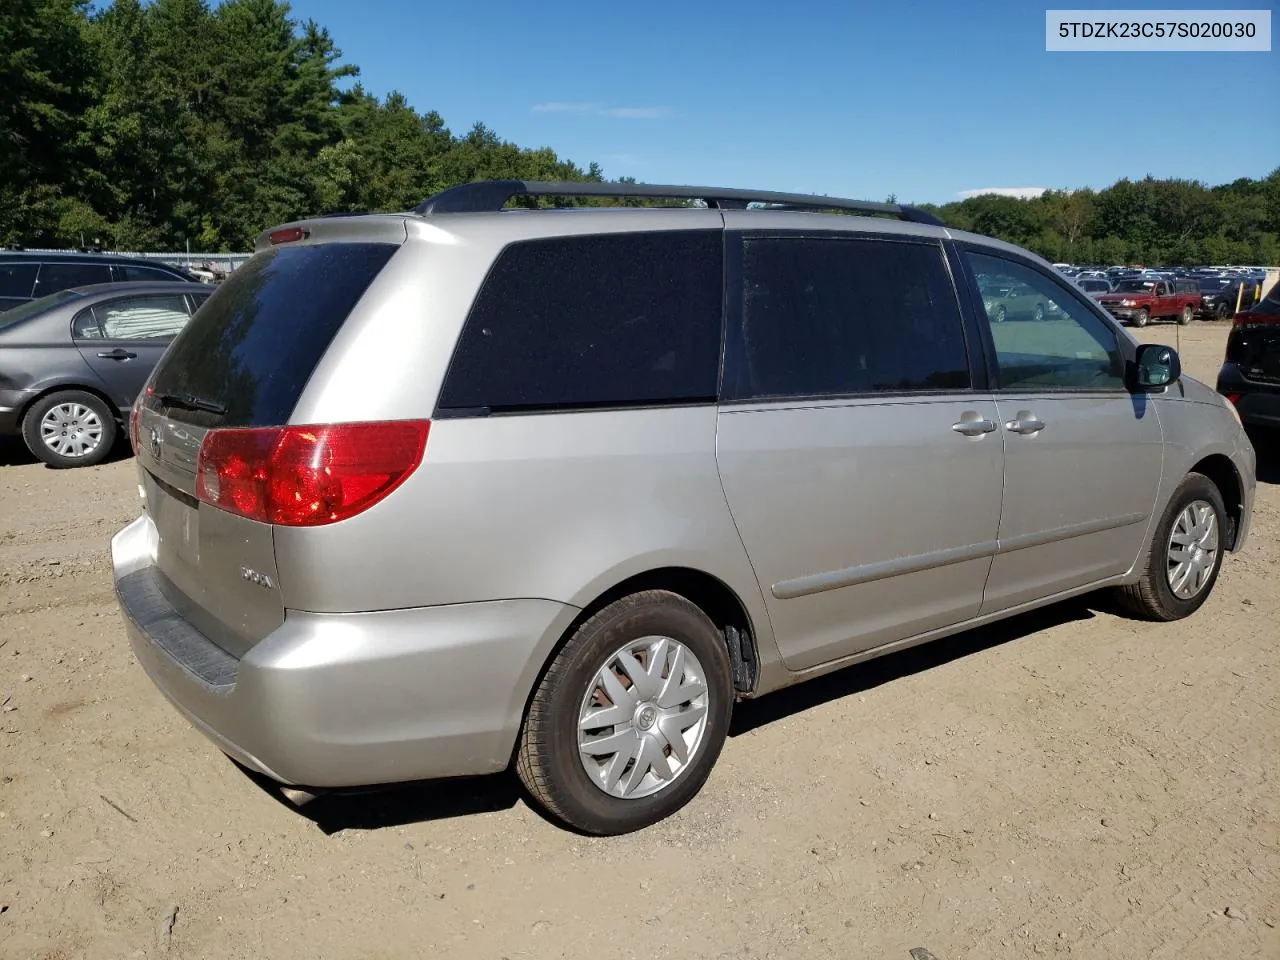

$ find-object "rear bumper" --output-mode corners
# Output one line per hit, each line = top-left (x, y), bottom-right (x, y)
(1217, 364), (1280, 429)
(111, 514), (578, 788)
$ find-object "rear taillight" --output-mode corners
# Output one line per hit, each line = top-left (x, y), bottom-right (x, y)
(194, 420), (430, 526)
(129, 386), (152, 455)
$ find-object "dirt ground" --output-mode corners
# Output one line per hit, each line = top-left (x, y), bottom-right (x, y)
(1, 322), (1277, 960)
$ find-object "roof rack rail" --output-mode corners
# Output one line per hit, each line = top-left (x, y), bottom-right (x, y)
(413, 180), (945, 226)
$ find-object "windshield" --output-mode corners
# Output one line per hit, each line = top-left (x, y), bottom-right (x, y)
(1113, 280), (1153, 293)
(1199, 279), (1229, 291)
(0, 289), (83, 331)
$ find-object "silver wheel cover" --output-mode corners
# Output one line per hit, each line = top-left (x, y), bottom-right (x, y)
(1167, 500), (1219, 600)
(578, 635), (710, 800)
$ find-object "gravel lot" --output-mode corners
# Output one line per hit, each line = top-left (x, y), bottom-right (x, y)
(1, 323), (1277, 960)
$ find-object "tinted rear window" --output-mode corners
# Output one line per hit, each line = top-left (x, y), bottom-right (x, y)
(437, 231), (723, 413)
(35, 262), (112, 292)
(725, 236), (970, 400)
(0, 263), (38, 299)
(150, 242), (397, 427)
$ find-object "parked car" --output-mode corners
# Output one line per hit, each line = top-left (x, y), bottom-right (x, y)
(1097, 278), (1201, 326)
(1199, 278), (1260, 320)
(1075, 277), (1113, 299)
(0, 282), (211, 466)
(0, 251), (197, 312)
(1217, 283), (1280, 432)
(979, 277), (1058, 322)
(110, 181), (1256, 835)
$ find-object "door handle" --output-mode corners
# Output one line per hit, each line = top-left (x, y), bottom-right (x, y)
(96, 349), (137, 360)
(1005, 413), (1046, 435)
(952, 415), (997, 437)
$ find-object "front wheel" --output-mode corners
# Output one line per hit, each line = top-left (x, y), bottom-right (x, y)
(993, 305), (1007, 323)
(1113, 472), (1226, 621)
(516, 590), (734, 834)
(1133, 308), (1150, 328)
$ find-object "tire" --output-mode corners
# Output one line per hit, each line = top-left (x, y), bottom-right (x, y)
(21, 390), (118, 468)
(1113, 472), (1227, 621)
(1178, 305), (1193, 325)
(1216, 303), (1228, 321)
(516, 590), (734, 835)
(1133, 308), (1149, 328)
(993, 305), (1007, 323)
(1033, 303), (1045, 323)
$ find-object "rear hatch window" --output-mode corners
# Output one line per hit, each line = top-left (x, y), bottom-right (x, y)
(149, 242), (398, 427)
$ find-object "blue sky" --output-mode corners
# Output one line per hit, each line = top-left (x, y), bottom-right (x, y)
(290, 0), (1278, 204)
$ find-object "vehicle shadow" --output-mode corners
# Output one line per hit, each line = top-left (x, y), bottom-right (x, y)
(730, 597), (1099, 736)
(0, 435), (133, 468)
(232, 759), (525, 835)
(239, 596), (1102, 834)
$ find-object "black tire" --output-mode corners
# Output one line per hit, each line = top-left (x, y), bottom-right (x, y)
(1113, 472), (1227, 621)
(993, 305), (1007, 323)
(1216, 302), (1228, 321)
(21, 390), (118, 468)
(1178, 305), (1193, 325)
(1033, 303), (1044, 323)
(516, 590), (734, 835)
(1133, 308), (1150, 328)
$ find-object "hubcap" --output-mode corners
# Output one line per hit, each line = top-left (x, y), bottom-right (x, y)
(40, 403), (103, 459)
(578, 635), (710, 800)
(1167, 500), (1219, 600)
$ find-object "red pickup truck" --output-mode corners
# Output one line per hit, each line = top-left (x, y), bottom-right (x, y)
(1097, 279), (1201, 327)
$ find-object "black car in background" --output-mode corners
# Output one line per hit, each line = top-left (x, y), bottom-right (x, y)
(1217, 283), (1280, 436)
(1199, 278), (1262, 320)
(0, 251), (197, 311)
(0, 282), (211, 467)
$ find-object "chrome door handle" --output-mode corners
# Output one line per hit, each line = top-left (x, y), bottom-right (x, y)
(952, 416), (997, 437)
(1006, 416), (1045, 435)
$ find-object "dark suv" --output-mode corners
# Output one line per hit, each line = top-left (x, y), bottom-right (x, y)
(1217, 283), (1280, 432)
(0, 251), (196, 311)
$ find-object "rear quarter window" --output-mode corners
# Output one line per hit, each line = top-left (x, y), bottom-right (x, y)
(149, 242), (398, 427)
(437, 230), (724, 413)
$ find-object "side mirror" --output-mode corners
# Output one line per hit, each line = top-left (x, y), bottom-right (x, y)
(1134, 343), (1181, 390)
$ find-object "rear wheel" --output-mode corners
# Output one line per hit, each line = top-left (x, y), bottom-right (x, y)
(1114, 472), (1226, 621)
(1178, 305), (1193, 325)
(516, 590), (733, 835)
(21, 390), (117, 468)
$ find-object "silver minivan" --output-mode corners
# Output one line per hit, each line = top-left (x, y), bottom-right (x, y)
(111, 181), (1256, 834)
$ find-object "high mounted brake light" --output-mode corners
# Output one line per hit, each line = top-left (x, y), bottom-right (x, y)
(268, 226), (309, 245)
(194, 420), (430, 526)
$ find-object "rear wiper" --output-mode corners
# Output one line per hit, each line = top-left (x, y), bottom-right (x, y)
(155, 391), (228, 415)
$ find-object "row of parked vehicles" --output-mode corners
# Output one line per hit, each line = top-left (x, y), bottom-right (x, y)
(1, 183), (1275, 834)
(1054, 262), (1267, 327)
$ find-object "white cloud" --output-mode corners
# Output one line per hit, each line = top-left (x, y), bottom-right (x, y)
(957, 187), (1048, 200)
(532, 102), (670, 119)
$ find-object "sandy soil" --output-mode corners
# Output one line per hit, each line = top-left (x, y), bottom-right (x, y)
(1, 322), (1277, 960)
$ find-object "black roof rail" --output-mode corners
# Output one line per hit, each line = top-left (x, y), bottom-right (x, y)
(413, 180), (945, 226)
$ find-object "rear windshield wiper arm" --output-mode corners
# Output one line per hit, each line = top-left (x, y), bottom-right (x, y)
(155, 391), (228, 415)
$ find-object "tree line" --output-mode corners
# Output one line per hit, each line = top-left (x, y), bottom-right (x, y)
(3, 0), (1278, 263)
(916, 174), (1280, 267)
